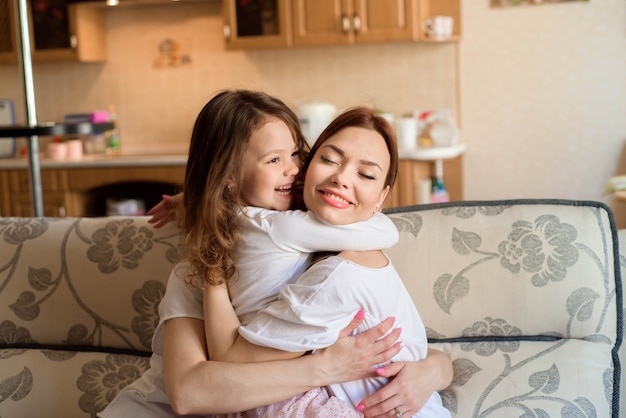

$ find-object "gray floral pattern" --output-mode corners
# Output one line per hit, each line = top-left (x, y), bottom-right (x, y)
(77, 354), (150, 417)
(498, 215), (579, 286)
(87, 219), (154, 273)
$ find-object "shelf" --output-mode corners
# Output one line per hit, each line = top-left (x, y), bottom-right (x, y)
(0, 122), (114, 138)
(398, 143), (466, 161)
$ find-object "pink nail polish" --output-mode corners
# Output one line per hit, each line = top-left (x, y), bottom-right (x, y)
(376, 367), (385, 374)
(355, 404), (365, 412)
(355, 309), (365, 320)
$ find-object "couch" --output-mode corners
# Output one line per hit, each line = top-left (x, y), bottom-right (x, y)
(0, 199), (622, 417)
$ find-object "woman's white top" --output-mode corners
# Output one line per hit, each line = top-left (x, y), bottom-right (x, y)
(239, 255), (451, 418)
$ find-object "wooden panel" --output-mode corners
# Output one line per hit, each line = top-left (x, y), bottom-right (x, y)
(356, 0), (418, 43)
(385, 155), (463, 209)
(67, 166), (186, 191)
(7, 169), (69, 192)
(293, 0), (351, 46)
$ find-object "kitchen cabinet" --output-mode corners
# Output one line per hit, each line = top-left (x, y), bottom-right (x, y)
(0, 0), (106, 64)
(386, 156), (462, 208)
(223, 0), (293, 50)
(222, 0), (461, 50)
(0, 0), (17, 64)
(0, 162), (186, 217)
(292, 0), (419, 47)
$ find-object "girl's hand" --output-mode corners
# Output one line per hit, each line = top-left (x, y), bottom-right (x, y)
(357, 349), (453, 418)
(313, 312), (403, 385)
(147, 193), (182, 228)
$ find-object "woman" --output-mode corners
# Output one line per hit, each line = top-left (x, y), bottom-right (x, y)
(124, 91), (452, 417)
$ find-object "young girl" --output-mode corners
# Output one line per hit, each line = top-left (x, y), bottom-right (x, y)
(203, 107), (451, 418)
(102, 90), (451, 417)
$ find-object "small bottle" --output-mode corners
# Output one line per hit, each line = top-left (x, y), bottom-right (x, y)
(105, 104), (121, 156)
(430, 159), (450, 203)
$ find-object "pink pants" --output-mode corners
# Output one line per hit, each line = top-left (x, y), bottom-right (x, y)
(217, 387), (363, 418)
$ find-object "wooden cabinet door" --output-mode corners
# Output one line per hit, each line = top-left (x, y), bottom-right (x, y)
(292, 0), (353, 47)
(0, 0), (17, 64)
(30, 1), (106, 63)
(223, 0), (292, 50)
(354, 0), (418, 43)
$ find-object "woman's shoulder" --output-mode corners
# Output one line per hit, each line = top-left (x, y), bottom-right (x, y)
(336, 250), (389, 269)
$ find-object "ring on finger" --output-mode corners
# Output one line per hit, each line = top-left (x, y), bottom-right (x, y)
(394, 407), (402, 418)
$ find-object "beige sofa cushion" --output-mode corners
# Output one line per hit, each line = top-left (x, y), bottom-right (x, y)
(385, 200), (620, 417)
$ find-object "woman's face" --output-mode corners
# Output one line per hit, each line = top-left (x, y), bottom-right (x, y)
(240, 117), (301, 211)
(303, 126), (390, 225)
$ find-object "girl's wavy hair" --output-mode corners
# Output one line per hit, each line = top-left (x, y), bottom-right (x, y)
(179, 90), (309, 287)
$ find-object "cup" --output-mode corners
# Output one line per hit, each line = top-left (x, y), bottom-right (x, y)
(46, 142), (67, 160)
(423, 16), (454, 39)
(66, 139), (83, 159)
(394, 117), (418, 152)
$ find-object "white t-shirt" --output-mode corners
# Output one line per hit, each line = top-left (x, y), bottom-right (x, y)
(232, 207), (399, 324)
(240, 255), (450, 418)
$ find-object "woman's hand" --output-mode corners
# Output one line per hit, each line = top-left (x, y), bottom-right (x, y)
(357, 348), (453, 417)
(147, 193), (182, 228)
(312, 312), (403, 386)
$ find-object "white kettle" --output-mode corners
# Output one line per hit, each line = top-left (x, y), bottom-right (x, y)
(296, 101), (337, 146)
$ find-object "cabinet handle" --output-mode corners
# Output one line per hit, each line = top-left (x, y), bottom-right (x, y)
(353, 15), (361, 34)
(58, 205), (66, 217)
(341, 15), (350, 33)
(70, 35), (78, 49)
(223, 24), (231, 40)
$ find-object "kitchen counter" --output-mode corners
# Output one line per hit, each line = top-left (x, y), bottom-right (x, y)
(0, 144), (465, 216)
(0, 142), (465, 169)
(0, 153), (188, 169)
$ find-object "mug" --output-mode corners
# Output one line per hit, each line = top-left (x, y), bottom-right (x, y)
(394, 117), (418, 152)
(423, 16), (454, 39)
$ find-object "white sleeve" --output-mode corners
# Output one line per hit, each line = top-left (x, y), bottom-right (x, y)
(238, 258), (355, 352)
(267, 210), (399, 253)
(151, 262), (204, 355)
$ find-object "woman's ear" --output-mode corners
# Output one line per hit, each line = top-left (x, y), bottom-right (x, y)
(377, 185), (390, 210)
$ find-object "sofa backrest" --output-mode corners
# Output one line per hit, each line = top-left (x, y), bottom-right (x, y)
(385, 199), (622, 417)
(0, 217), (181, 354)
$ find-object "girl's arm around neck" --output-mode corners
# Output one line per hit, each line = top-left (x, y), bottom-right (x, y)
(203, 281), (305, 362)
(203, 284), (240, 360)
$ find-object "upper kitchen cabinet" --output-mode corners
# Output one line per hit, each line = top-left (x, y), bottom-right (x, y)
(223, 0), (293, 50)
(0, 0), (17, 64)
(0, 0), (106, 64)
(30, 0), (106, 62)
(292, 0), (419, 47)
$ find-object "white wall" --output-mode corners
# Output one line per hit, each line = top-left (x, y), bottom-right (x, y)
(460, 0), (626, 225)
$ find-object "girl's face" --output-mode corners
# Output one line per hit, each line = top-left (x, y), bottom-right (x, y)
(303, 127), (390, 225)
(240, 117), (301, 211)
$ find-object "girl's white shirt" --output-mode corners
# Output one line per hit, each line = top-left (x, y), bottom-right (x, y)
(231, 207), (399, 324)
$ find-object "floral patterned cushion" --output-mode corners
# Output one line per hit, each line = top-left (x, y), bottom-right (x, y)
(0, 200), (622, 417)
(0, 217), (181, 417)
(385, 200), (621, 417)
